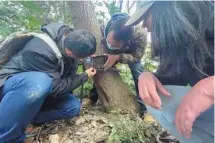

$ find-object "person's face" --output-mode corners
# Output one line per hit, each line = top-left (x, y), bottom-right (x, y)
(142, 11), (152, 32)
(107, 31), (124, 49)
(65, 48), (82, 60)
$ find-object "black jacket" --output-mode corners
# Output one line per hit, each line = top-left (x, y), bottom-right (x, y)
(0, 24), (88, 97)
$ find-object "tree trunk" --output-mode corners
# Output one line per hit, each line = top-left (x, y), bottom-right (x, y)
(68, 1), (139, 114)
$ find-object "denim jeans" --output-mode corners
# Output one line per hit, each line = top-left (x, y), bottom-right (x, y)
(0, 72), (81, 143)
(128, 61), (147, 112)
(147, 85), (214, 143)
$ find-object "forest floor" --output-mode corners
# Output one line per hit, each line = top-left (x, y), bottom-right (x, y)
(26, 99), (179, 143)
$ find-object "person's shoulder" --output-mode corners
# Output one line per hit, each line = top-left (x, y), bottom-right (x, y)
(131, 25), (147, 47)
(133, 25), (147, 39)
(23, 37), (57, 60)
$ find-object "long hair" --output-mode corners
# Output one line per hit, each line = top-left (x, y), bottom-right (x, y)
(150, 1), (214, 78)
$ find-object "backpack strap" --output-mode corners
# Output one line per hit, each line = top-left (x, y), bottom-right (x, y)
(33, 33), (62, 59)
(30, 32), (64, 76)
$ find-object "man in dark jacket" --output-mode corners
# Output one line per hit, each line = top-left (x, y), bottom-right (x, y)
(0, 23), (97, 143)
(103, 13), (147, 114)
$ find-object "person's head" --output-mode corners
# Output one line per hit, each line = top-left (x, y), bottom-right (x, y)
(105, 13), (134, 50)
(64, 29), (96, 59)
(126, 1), (214, 77)
(125, 1), (154, 32)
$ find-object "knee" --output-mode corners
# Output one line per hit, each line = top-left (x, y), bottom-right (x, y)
(72, 101), (81, 117)
(22, 72), (52, 101)
(64, 97), (81, 118)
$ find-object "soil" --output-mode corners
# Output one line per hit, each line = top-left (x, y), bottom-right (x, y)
(26, 103), (179, 143)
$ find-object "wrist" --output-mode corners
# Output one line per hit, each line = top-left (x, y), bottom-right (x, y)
(82, 72), (89, 80)
(84, 71), (89, 78)
(200, 76), (214, 99)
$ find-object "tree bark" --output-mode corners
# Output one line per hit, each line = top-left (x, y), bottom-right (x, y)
(68, 1), (139, 114)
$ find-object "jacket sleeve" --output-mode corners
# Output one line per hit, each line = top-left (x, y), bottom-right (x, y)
(22, 50), (88, 97)
(119, 49), (143, 64)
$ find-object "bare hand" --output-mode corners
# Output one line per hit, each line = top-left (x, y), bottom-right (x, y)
(104, 55), (119, 71)
(175, 76), (214, 139)
(138, 72), (171, 109)
(85, 67), (97, 78)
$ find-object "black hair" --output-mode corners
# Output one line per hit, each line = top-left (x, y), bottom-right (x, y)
(110, 17), (133, 42)
(64, 29), (96, 58)
(150, 1), (214, 77)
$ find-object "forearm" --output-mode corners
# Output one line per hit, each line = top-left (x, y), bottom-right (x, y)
(51, 72), (88, 96)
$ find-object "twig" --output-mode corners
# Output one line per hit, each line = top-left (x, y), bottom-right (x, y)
(36, 125), (43, 141)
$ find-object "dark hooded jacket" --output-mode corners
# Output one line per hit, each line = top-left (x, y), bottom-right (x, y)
(0, 22), (88, 97)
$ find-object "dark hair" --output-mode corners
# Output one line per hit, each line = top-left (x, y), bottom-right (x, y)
(110, 17), (133, 42)
(64, 29), (96, 58)
(150, 1), (214, 77)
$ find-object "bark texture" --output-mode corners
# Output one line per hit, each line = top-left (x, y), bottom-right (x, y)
(69, 1), (139, 113)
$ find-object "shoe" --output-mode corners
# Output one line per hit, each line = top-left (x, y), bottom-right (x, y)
(25, 125), (42, 143)
(82, 97), (94, 107)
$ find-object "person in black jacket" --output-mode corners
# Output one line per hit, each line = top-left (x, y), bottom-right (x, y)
(0, 23), (97, 143)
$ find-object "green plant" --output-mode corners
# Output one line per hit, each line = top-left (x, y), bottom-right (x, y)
(73, 65), (94, 98)
(0, 1), (43, 37)
(117, 64), (136, 95)
(142, 43), (158, 72)
(104, 0), (121, 16)
(108, 115), (161, 143)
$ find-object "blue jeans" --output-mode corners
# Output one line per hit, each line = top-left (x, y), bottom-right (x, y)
(0, 72), (81, 143)
(128, 61), (146, 112)
(147, 85), (214, 143)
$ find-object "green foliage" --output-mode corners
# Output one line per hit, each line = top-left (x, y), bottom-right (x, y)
(142, 43), (158, 72)
(0, 1), (43, 37)
(108, 115), (161, 143)
(0, 1), (72, 38)
(104, 1), (121, 16)
(73, 65), (94, 98)
(94, 1), (109, 24)
(94, 0), (122, 24)
(117, 64), (136, 95)
(73, 79), (93, 98)
(39, 1), (72, 25)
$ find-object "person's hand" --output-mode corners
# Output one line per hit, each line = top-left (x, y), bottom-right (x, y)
(175, 76), (214, 139)
(104, 55), (119, 71)
(85, 67), (97, 78)
(138, 72), (171, 109)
